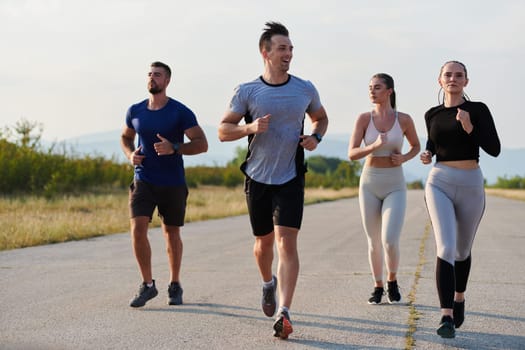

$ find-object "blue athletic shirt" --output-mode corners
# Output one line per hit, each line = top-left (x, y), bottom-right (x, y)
(125, 98), (198, 186)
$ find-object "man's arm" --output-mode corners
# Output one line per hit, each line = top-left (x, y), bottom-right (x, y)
(300, 106), (329, 151)
(155, 125), (208, 156)
(120, 126), (144, 165)
(218, 110), (270, 142)
(180, 125), (208, 155)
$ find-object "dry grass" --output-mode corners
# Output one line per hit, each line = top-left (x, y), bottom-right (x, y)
(485, 188), (525, 201)
(0, 186), (358, 251)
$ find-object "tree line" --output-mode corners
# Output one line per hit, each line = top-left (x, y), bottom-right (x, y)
(2, 119), (521, 197)
(0, 120), (363, 197)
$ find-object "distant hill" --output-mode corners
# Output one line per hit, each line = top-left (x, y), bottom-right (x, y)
(54, 125), (524, 185)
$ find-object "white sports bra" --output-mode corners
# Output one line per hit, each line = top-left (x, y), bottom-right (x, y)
(364, 111), (404, 157)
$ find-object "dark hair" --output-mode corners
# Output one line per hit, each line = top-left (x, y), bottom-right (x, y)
(151, 61), (171, 79)
(437, 60), (470, 104)
(439, 60), (468, 79)
(259, 21), (289, 52)
(372, 73), (396, 109)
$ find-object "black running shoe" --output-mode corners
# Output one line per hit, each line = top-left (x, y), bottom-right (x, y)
(453, 300), (465, 328)
(262, 275), (277, 317)
(437, 315), (455, 338)
(273, 310), (293, 339)
(129, 280), (158, 307)
(368, 287), (384, 305)
(167, 282), (183, 305)
(387, 280), (401, 304)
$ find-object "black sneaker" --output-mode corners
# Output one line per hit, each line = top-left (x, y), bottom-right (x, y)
(387, 280), (401, 304)
(129, 280), (158, 307)
(453, 300), (465, 328)
(262, 275), (277, 317)
(168, 282), (183, 305)
(437, 315), (455, 338)
(273, 310), (293, 339)
(368, 287), (384, 305)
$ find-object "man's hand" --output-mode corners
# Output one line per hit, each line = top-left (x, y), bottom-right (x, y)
(154, 134), (176, 156)
(248, 114), (271, 134)
(299, 134), (319, 151)
(130, 145), (145, 165)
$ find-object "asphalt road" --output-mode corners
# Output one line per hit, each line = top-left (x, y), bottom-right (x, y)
(1, 190), (524, 349)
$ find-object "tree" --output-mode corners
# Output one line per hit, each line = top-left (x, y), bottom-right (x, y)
(227, 146), (248, 167)
(14, 118), (43, 149)
(307, 155), (343, 174)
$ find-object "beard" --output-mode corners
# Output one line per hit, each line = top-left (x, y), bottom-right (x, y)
(148, 81), (163, 94)
(148, 86), (163, 94)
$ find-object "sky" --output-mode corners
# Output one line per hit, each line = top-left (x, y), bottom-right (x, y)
(1, 0), (524, 149)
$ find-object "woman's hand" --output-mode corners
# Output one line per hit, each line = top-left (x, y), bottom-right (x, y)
(420, 150), (432, 165)
(456, 108), (474, 134)
(390, 152), (405, 166)
(373, 133), (387, 150)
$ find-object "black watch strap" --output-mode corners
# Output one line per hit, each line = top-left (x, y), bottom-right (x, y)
(172, 142), (180, 154)
(311, 133), (322, 143)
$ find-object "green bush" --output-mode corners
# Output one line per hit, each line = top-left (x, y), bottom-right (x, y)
(0, 135), (131, 196)
(1, 119), (365, 196)
(492, 175), (525, 189)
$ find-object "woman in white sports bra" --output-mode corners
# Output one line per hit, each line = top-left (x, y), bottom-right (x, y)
(348, 73), (420, 304)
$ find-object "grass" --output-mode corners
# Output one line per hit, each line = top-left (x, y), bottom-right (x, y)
(404, 223), (431, 350)
(485, 188), (525, 201)
(0, 186), (358, 251)
(2, 187), (520, 252)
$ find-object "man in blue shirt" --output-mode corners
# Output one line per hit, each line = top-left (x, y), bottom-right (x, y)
(121, 61), (208, 308)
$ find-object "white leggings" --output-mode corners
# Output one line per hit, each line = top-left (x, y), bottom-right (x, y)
(359, 166), (406, 282)
(425, 163), (485, 265)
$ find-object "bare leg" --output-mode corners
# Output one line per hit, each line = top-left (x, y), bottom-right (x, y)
(254, 232), (275, 282)
(130, 216), (153, 283)
(163, 224), (183, 283)
(275, 225), (299, 309)
(387, 272), (397, 283)
(455, 291), (465, 302)
(441, 308), (453, 317)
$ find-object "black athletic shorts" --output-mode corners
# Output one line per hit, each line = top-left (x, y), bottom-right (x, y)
(244, 175), (305, 236)
(129, 180), (188, 226)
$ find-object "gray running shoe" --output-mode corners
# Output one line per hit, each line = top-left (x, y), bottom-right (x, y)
(167, 282), (183, 305)
(130, 280), (158, 307)
(262, 275), (277, 317)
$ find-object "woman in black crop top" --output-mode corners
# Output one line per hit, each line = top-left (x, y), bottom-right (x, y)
(420, 61), (500, 338)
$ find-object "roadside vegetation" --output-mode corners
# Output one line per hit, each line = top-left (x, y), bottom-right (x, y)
(1, 119), (522, 251)
(0, 186), (358, 251)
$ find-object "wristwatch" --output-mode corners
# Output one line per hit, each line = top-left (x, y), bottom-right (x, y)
(171, 142), (180, 154)
(311, 133), (322, 143)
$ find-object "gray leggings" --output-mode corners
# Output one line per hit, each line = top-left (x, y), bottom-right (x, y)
(425, 163), (485, 265)
(359, 166), (406, 282)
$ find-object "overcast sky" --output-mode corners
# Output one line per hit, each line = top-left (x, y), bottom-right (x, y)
(1, 0), (524, 148)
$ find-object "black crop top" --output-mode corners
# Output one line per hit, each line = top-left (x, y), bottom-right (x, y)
(425, 101), (500, 162)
